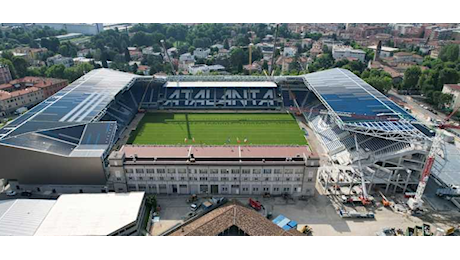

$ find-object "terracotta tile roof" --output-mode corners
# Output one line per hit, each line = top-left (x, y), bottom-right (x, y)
(168, 200), (303, 236)
(445, 84), (460, 92)
(0, 87), (42, 100)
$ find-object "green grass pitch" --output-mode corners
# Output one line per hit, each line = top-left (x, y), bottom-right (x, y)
(127, 112), (307, 146)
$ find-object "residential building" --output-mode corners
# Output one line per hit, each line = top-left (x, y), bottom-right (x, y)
(283, 47), (297, 57)
(179, 52), (195, 63)
(46, 54), (74, 68)
(137, 65), (150, 75)
(392, 52), (423, 64)
(142, 46), (162, 57)
(193, 48), (211, 59)
(332, 46), (366, 62)
(211, 44), (224, 50)
(187, 64), (225, 75)
(0, 64), (12, 84)
(0, 77), (68, 116)
(243, 62), (262, 72)
(0, 87), (44, 116)
(442, 84), (460, 109)
(108, 145), (319, 196)
(72, 57), (94, 65)
(367, 45), (399, 58)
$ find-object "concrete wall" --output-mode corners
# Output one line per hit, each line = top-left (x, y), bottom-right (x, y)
(0, 144), (107, 185)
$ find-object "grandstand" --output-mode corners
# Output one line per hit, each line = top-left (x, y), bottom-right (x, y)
(284, 68), (434, 195)
(0, 67), (436, 197)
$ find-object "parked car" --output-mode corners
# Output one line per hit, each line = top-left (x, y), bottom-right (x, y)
(20, 191), (32, 197)
(6, 190), (16, 196)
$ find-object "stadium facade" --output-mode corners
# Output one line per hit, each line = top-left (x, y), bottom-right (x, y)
(0, 68), (436, 196)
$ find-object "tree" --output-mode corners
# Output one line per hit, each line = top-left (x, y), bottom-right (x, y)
(229, 47), (245, 73)
(45, 64), (66, 79)
(124, 47), (131, 62)
(262, 60), (268, 71)
(438, 68), (459, 87)
(0, 58), (17, 79)
(145, 195), (157, 209)
(11, 56), (28, 78)
(402, 66), (421, 91)
(438, 44), (459, 62)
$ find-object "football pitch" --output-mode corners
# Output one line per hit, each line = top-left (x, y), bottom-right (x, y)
(127, 113), (307, 145)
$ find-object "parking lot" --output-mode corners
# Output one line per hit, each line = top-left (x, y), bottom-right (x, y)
(152, 185), (460, 236)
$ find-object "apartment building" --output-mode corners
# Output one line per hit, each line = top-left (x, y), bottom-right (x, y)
(332, 46), (366, 62)
(108, 146), (320, 196)
(0, 77), (68, 116)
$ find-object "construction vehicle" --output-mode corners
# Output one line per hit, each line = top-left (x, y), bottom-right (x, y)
(408, 107), (460, 211)
(249, 198), (263, 211)
(379, 191), (391, 207)
(300, 225), (313, 235)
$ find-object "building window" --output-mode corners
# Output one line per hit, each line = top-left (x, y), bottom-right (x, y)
(210, 169), (218, 174)
(286, 178), (290, 181)
(199, 169), (208, 174)
(125, 169), (134, 174)
(136, 168), (144, 174)
(222, 187), (228, 192)
(263, 187), (269, 191)
(243, 177), (249, 181)
(150, 177), (154, 180)
(231, 169), (240, 174)
(157, 169), (165, 174)
(200, 177), (208, 181)
(296, 178), (301, 182)
(146, 169), (154, 173)
(233, 177), (238, 181)
(159, 177), (164, 181)
(265, 177), (270, 181)
(178, 168), (186, 174)
(242, 187), (249, 192)
(253, 187), (259, 192)
(275, 177), (280, 181)
(308, 178), (313, 182)
(128, 177), (133, 180)
(221, 169), (230, 174)
(285, 169), (293, 174)
(221, 177), (229, 181)
(139, 177), (143, 180)
(274, 187), (279, 192)
(181, 177), (186, 181)
(263, 169), (272, 174)
(275, 169), (282, 174)
(253, 169), (261, 174)
(167, 168), (176, 174)
(284, 187), (290, 192)
(242, 169), (250, 174)
(170, 177), (175, 181)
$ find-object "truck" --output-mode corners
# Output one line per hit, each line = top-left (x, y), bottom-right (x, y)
(338, 209), (375, 219)
(436, 186), (460, 198)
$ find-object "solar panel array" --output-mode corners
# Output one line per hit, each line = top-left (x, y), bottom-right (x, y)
(304, 68), (415, 122)
(0, 69), (137, 157)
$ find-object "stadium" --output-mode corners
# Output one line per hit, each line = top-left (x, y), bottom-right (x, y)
(0, 68), (436, 197)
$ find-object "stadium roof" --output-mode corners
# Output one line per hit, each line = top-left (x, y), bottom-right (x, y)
(303, 68), (428, 142)
(164, 81), (277, 88)
(0, 69), (137, 157)
(34, 192), (145, 236)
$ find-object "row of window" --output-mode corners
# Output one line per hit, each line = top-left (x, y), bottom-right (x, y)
(124, 175), (313, 182)
(126, 184), (298, 193)
(125, 168), (304, 175)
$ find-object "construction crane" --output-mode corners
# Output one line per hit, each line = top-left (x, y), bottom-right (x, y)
(408, 107), (460, 211)
(269, 24), (280, 76)
(160, 39), (177, 75)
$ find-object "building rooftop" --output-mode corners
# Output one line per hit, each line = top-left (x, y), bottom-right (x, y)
(167, 200), (303, 236)
(34, 192), (145, 236)
(0, 199), (56, 236)
(444, 84), (460, 92)
(164, 81), (277, 88)
(119, 145), (315, 159)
